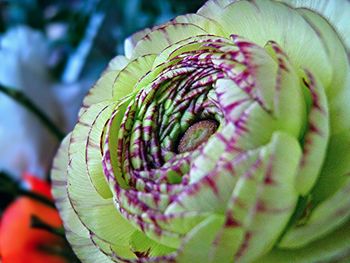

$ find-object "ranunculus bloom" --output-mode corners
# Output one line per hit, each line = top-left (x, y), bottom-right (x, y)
(0, 174), (66, 263)
(52, 0), (350, 262)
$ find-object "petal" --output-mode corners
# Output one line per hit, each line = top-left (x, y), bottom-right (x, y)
(130, 23), (207, 59)
(312, 130), (350, 203)
(296, 8), (350, 134)
(112, 54), (156, 99)
(295, 70), (329, 195)
(51, 135), (114, 262)
(197, 0), (236, 18)
(259, 220), (350, 263)
(278, 0), (350, 51)
(124, 28), (152, 59)
(85, 103), (117, 198)
(208, 0), (333, 88)
(80, 55), (129, 115)
(174, 14), (225, 37)
(67, 102), (137, 254)
(176, 215), (225, 263)
(280, 177), (350, 248)
(129, 230), (175, 257)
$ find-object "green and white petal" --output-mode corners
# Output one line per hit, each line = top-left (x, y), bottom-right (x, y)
(259, 220), (350, 263)
(130, 23), (208, 59)
(112, 54), (156, 99)
(176, 215), (225, 263)
(174, 14), (225, 37)
(51, 135), (114, 263)
(216, 132), (301, 262)
(312, 131), (350, 203)
(67, 102), (137, 257)
(296, 8), (350, 134)
(213, 0), (333, 87)
(197, 0), (235, 18)
(295, 70), (329, 195)
(80, 56), (129, 115)
(278, 0), (350, 51)
(280, 177), (350, 248)
(124, 28), (152, 59)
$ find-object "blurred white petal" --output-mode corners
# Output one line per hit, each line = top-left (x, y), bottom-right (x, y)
(0, 26), (62, 179)
(52, 79), (93, 131)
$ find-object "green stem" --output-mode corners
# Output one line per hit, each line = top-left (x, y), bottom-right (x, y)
(0, 84), (65, 141)
(18, 188), (56, 208)
(31, 215), (82, 262)
(31, 215), (65, 237)
(0, 171), (56, 208)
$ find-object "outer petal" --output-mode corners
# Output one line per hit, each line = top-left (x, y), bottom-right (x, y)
(278, 0), (350, 51)
(200, 0), (333, 88)
(130, 23), (208, 59)
(295, 8), (350, 134)
(280, 177), (350, 248)
(258, 220), (350, 263)
(66, 102), (138, 258)
(80, 55), (129, 115)
(112, 55), (156, 99)
(51, 135), (114, 263)
(197, 0), (236, 17)
(173, 14), (226, 37)
(124, 28), (152, 59)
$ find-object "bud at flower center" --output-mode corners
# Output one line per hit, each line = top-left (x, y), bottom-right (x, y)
(177, 120), (218, 153)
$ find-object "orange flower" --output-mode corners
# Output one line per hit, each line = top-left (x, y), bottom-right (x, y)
(0, 173), (67, 263)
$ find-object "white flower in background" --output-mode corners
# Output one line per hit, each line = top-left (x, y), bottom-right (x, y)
(0, 26), (63, 178)
(52, 79), (92, 130)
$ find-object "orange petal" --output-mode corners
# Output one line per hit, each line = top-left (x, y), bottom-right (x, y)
(0, 197), (65, 263)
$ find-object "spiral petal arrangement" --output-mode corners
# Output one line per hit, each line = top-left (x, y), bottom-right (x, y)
(52, 0), (350, 262)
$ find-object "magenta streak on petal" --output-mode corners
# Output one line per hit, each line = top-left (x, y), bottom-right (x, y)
(51, 179), (67, 187)
(299, 70), (328, 168)
(203, 176), (219, 195)
(263, 155), (276, 186)
(303, 71), (326, 115)
(77, 120), (92, 128)
(223, 98), (251, 114)
(85, 105), (110, 191)
(255, 200), (292, 214)
(225, 212), (242, 228)
(215, 132), (243, 153)
(235, 232), (252, 260)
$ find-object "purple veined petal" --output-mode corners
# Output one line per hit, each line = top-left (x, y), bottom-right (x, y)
(51, 0), (350, 261)
(214, 0), (333, 88)
(294, 70), (329, 195)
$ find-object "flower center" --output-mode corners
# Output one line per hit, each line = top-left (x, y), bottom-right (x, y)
(177, 120), (218, 153)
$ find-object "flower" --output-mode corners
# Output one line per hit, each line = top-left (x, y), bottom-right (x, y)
(51, 0), (350, 262)
(0, 26), (90, 179)
(0, 173), (66, 263)
(0, 26), (62, 178)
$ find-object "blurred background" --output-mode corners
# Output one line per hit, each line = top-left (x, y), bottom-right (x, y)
(0, 0), (205, 262)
